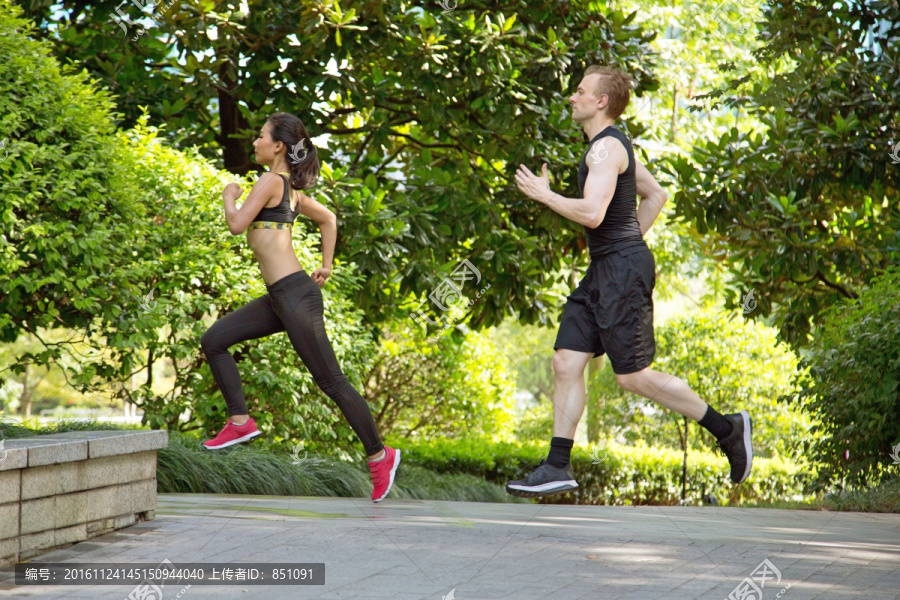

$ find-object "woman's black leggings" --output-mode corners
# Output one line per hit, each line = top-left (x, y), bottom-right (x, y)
(200, 270), (384, 456)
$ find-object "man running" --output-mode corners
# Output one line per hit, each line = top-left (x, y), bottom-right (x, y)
(507, 65), (752, 498)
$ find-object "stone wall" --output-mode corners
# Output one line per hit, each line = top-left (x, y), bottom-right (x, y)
(0, 430), (168, 567)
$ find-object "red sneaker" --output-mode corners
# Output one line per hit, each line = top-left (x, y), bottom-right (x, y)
(203, 418), (262, 450)
(368, 445), (400, 503)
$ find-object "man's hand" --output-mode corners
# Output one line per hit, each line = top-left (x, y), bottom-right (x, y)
(514, 163), (553, 204)
(223, 183), (244, 202)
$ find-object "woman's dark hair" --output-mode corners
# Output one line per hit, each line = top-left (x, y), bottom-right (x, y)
(266, 112), (320, 190)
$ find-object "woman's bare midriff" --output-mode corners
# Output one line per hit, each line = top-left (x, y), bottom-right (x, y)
(247, 228), (305, 285)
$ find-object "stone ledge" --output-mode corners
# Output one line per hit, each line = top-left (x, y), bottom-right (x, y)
(0, 446), (27, 472)
(1, 439), (86, 468)
(0, 430), (166, 568)
(2, 430), (167, 468)
(39, 430), (168, 459)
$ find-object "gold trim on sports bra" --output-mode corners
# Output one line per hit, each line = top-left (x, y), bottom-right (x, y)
(248, 221), (292, 230)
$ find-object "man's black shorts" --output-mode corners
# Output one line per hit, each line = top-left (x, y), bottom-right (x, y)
(554, 244), (656, 374)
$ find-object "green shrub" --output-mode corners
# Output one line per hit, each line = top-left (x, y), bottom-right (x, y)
(157, 433), (372, 497)
(822, 475), (900, 513)
(160, 433), (524, 502)
(364, 323), (517, 441)
(0, 6), (517, 456)
(0, 418), (140, 438)
(0, 4), (388, 449)
(790, 267), (900, 489)
(0, 3), (126, 341)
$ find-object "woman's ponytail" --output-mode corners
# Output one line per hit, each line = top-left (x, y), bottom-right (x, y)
(267, 112), (320, 191)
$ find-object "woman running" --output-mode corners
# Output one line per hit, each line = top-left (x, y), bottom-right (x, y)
(199, 112), (400, 503)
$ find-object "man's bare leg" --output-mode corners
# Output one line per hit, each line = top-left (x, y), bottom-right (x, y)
(506, 349), (592, 498)
(616, 367), (754, 483)
(552, 349), (594, 438)
(614, 367), (708, 421)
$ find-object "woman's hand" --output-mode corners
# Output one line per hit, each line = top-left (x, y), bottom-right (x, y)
(223, 183), (244, 202)
(310, 266), (331, 287)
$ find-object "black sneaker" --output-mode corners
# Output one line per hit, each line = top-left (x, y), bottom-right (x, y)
(718, 410), (753, 483)
(505, 460), (579, 498)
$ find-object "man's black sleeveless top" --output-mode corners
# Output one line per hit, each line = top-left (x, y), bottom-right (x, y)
(577, 126), (644, 257)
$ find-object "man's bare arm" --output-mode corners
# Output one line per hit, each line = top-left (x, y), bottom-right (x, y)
(634, 160), (668, 235)
(534, 139), (628, 228)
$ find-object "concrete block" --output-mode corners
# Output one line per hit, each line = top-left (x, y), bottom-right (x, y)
(134, 451), (158, 481)
(50, 460), (89, 497)
(132, 480), (157, 514)
(20, 496), (55, 534)
(1, 431), (163, 564)
(54, 523), (88, 546)
(137, 510), (155, 523)
(85, 454), (130, 489)
(86, 452), (155, 487)
(20, 462), (63, 500)
(114, 513), (136, 529)
(19, 529), (54, 560)
(21, 461), (91, 500)
(0, 537), (17, 567)
(20, 491), (89, 535)
(0, 502), (19, 540)
(0, 469), (20, 504)
(23, 453), (155, 499)
(0, 445), (27, 471)
(88, 484), (132, 521)
(54, 490), (89, 529)
(86, 517), (115, 536)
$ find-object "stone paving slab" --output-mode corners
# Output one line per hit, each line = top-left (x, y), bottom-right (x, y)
(1, 494), (898, 599)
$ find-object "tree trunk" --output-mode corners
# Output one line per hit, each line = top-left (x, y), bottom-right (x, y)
(147, 346), (154, 389)
(20, 364), (32, 418)
(681, 415), (689, 501)
(217, 63), (254, 175)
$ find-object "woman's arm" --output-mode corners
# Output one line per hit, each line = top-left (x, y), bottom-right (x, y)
(299, 193), (337, 283)
(222, 173), (281, 235)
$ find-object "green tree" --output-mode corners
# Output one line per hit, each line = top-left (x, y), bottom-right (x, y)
(0, 5), (523, 454)
(18, 0), (662, 332)
(664, 0), (900, 349)
(0, 5), (383, 447)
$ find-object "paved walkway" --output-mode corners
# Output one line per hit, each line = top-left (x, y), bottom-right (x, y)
(2, 494), (899, 599)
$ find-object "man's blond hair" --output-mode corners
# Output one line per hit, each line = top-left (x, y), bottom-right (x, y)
(583, 66), (633, 120)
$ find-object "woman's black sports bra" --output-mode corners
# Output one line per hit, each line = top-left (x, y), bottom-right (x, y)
(250, 172), (301, 227)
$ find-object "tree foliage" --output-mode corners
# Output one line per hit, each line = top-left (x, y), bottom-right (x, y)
(664, 0), (900, 348)
(18, 0), (662, 332)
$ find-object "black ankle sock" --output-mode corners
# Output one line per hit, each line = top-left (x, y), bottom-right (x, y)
(547, 437), (574, 468)
(698, 406), (734, 441)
